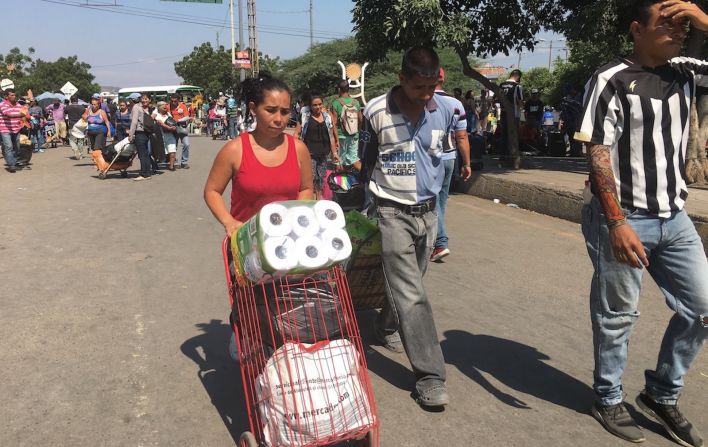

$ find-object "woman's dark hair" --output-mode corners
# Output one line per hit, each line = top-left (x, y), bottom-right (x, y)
(308, 92), (324, 106)
(140, 92), (151, 99)
(241, 72), (290, 106)
(465, 90), (474, 99)
(401, 46), (440, 79)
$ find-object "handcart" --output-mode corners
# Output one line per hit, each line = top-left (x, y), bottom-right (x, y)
(96, 140), (138, 179)
(222, 236), (379, 447)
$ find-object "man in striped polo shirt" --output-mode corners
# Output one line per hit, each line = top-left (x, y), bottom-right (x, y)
(361, 46), (471, 409)
(0, 89), (26, 173)
(576, 1), (708, 445)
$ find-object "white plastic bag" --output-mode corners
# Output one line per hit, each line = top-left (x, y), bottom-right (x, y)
(256, 339), (372, 446)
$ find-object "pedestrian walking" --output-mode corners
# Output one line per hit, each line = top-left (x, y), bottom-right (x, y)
(46, 98), (67, 146)
(203, 73), (313, 235)
(153, 101), (178, 171)
(431, 67), (472, 262)
(498, 69), (524, 157)
(128, 93), (156, 181)
(330, 79), (362, 171)
(115, 99), (131, 142)
(28, 99), (46, 153)
(0, 89), (27, 173)
(83, 96), (112, 157)
(169, 93), (192, 169)
(295, 92), (339, 199)
(576, 1), (708, 446)
(66, 97), (86, 159)
(361, 46), (457, 409)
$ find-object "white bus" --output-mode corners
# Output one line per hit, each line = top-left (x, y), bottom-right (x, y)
(117, 85), (203, 104)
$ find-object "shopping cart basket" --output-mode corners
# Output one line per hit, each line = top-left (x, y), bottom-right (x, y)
(222, 236), (379, 447)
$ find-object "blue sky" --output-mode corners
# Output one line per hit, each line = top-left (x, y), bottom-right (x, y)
(2, 0), (565, 88)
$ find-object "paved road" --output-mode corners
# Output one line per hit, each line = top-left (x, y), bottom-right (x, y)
(1, 138), (706, 446)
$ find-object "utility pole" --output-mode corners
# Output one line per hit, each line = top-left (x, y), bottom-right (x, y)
(216, 31), (220, 49)
(548, 40), (553, 70)
(309, 0), (314, 48)
(248, 0), (258, 77)
(238, 0), (245, 82)
(230, 0), (235, 66)
(517, 51), (522, 69)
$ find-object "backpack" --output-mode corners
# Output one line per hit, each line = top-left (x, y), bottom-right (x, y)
(142, 108), (158, 134)
(337, 98), (359, 135)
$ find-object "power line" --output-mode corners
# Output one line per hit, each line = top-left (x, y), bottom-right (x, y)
(92, 53), (189, 68)
(38, 0), (349, 39)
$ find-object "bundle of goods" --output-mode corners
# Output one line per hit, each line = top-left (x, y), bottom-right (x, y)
(327, 169), (365, 211)
(342, 211), (387, 310)
(231, 200), (353, 286)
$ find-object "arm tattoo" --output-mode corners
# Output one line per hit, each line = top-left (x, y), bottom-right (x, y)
(587, 144), (624, 223)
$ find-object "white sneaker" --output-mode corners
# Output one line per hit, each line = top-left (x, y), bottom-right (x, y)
(133, 175), (151, 181)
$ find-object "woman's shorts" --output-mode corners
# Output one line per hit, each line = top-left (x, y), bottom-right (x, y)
(162, 131), (177, 153)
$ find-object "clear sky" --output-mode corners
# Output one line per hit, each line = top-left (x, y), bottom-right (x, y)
(1, 0), (565, 89)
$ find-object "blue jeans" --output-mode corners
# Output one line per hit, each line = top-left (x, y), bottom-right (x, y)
(176, 132), (190, 164)
(30, 128), (45, 151)
(435, 158), (455, 248)
(375, 203), (446, 394)
(1, 132), (20, 168)
(582, 197), (708, 406)
(228, 117), (239, 139)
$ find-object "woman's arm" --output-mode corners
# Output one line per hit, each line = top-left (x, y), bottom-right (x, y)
(294, 138), (314, 200)
(204, 140), (243, 235)
(129, 106), (139, 141)
(100, 110), (111, 138)
(294, 120), (302, 140)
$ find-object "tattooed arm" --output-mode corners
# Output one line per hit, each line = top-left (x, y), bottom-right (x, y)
(587, 144), (649, 268)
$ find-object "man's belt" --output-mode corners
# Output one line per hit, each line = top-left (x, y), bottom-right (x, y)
(376, 197), (436, 216)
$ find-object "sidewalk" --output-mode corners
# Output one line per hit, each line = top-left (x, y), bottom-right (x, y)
(456, 156), (708, 252)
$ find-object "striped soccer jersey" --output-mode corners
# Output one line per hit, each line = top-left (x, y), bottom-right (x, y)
(576, 56), (708, 217)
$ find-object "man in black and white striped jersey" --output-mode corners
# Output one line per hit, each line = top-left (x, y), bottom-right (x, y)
(576, 1), (708, 446)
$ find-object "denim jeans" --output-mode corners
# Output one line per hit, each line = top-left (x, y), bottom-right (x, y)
(1, 132), (19, 167)
(134, 132), (152, 177)
(30, 128), (45, 151)
(176, 132), (190, 164)
(228, 117), (239, 139)
(435, 158), (455, 249)
(582, 196), (708, 406)
(375, 203), (447, 394)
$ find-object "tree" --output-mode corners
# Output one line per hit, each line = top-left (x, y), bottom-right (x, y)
(352, 0), (568, 169)
(21, 56), (100, 100)
(175, 42), (282, 98)
(0, 47), (35, 79)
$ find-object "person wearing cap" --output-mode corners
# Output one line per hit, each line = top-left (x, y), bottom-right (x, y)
(46, 98), (67, 145)
(430, 67), (472, 262)
(67, 96), (88, 160)
(168, 92), (192, 169)
(524, 88), (545, 131)
(153, 101), (178, 171)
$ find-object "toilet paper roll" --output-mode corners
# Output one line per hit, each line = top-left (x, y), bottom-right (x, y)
(259, 203), (292, 237)
(244, 252), (267, 282)
(314, 200), (346, 230)
(287, 206), (319, 237)
(321, 228), (353, 263)
(294, 236), (330, 270)
(262, 236), (298, 271)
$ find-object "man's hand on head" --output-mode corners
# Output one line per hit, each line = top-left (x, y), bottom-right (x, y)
(661, 0), (708, 32)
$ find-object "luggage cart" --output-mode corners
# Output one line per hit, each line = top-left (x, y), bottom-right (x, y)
(97, 142), (138, 179)
(222, 237), (379, 447)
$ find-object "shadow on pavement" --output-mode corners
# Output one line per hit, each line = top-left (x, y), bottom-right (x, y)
(440, 329), (593, 413)
(181, 319), (247, 444)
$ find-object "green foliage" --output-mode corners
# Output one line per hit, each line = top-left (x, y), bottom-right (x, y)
(277, 37), (481, 105)
(1, 48), (100, 100)
(521, 67), (556, 102)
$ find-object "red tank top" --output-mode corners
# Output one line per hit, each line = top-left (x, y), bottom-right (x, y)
(230, 133), (301, 222)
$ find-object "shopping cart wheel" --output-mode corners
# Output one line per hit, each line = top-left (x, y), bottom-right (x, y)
(98, 172), (106, 180)
(121, 170), (128, 178)
(238, 431), (258, 447)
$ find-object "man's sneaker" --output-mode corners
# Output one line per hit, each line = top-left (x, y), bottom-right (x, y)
(181, 163), (190, 169)
(636, 393), (704, 447)
(591, 402), (645, 443)
(133, 175), (151, 182)
(430, 247), (450, 262)
(374, 325), (404, 353)
(414, 384), (450, 408)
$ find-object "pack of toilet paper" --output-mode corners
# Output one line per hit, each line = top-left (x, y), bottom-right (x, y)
(231, 200), (353, 286)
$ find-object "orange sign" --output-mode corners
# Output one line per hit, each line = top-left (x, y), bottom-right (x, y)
(476, 66), (507, 78)
(234, 51), (251, 69)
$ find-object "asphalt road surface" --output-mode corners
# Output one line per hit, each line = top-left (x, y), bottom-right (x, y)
(1, 137), (705, 446)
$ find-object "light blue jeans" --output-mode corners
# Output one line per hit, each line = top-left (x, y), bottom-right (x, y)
(435, 158), (456, 249)
(176, 133), (190, 164)
(582, 197), (708, 406)
(1, 132), (20, 167)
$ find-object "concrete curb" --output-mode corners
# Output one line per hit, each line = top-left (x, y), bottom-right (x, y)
(457, 172), (708, 255)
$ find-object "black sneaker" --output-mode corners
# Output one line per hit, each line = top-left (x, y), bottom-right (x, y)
(636, 393), (704, 447)
(591, 402), (645, 443)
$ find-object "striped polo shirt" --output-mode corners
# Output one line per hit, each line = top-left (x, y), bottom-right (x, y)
(361, 87), (453, 205)
(0, 100), (25, 133)
(576, 56), (708, 217)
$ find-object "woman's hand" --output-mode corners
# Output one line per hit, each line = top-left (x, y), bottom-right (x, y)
(224, 217), (244, 236)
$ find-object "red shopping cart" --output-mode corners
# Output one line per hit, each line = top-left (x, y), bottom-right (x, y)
(222, 236), (380, 447)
